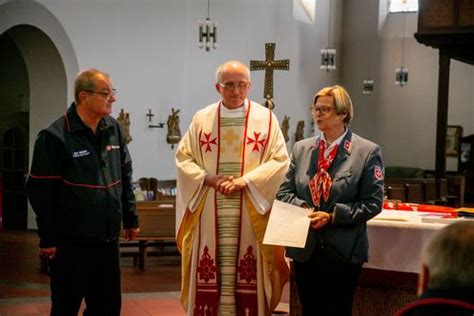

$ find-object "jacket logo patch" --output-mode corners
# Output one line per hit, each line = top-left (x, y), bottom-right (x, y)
(344, 140), (352, 152)
(374, 165), (383, 180)
(72, 150), (90, 158)
(106, 145), (120, 151)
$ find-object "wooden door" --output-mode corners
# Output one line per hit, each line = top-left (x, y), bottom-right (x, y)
(2, 127), (28, 229)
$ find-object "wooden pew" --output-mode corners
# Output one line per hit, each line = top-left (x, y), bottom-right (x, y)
(120, 200), (177, 271)
(446, 175), (465, 207)
(386, 185), (406, 201)
(405, 183), (423, 203)
(423, 179), (438, 204)
(384, 178), (450, 205)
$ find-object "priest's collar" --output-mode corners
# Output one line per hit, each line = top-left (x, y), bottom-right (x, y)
(220, 99), (249, 117)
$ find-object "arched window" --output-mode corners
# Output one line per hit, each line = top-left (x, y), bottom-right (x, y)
(389, 0), (418, 13)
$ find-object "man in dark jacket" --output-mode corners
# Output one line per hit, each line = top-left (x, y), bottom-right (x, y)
(26, 68), (139, 316)
(396, 221), (474, 316)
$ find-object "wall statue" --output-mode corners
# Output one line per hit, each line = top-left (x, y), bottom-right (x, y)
(281, 115), (290, 143)
(295, 120), (305, 142)
(117, 109), (132, 144)
(167, 108), (181, 148)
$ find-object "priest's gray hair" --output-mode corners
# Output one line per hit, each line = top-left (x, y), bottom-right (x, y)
(422, 221), (474, 290)
(74, 68), (110, 103)
(215, 61), (251, 84)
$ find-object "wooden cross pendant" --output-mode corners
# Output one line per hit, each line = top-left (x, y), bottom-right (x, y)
(250, 43), (290, 101)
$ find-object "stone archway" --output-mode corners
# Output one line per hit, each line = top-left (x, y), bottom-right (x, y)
(0, 2), (79, 229)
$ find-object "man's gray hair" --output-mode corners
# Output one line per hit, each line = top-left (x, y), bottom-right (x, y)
(74, 68), (109, 103)
(215, 61), (251, 84)
(422, 221), (474, 290)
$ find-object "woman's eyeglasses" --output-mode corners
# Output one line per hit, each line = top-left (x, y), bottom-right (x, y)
(311, 105), (333, 115)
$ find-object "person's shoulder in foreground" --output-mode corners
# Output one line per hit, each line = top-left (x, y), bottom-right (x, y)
(395, 221), (474, 316)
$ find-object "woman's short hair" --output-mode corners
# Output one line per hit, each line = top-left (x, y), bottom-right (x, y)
(313, 85), (353, 125)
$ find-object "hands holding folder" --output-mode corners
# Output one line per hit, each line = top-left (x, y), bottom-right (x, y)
(300, 202), (332, 230)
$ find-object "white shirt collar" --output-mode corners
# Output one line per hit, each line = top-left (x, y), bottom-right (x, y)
(321, 127), (348, 157)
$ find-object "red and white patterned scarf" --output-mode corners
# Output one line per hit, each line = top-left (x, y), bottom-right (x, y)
(309, 139), (338, 207)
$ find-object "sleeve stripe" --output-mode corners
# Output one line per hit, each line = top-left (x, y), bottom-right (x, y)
(63, 179), (122, 189)
(29, 174), (63, 179)
(29, 175), (122, 189)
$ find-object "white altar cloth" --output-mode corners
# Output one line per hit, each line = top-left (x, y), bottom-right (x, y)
(365, 210), (448, 273)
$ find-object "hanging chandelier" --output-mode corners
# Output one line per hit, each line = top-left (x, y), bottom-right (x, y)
(198, 0), (217, 52)
(320, 1), (336, 71)
(395, 6), (409, 86)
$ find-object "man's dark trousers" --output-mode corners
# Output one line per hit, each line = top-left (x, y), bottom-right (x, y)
(49, 241), (121, 316)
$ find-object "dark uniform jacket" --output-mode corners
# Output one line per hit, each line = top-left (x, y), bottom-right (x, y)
(276, 130), (384, 263)
(395, 288), (474, 316)
(26, 103), (138, 248)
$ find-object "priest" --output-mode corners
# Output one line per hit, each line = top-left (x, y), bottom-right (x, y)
(175, 60), (289, 316)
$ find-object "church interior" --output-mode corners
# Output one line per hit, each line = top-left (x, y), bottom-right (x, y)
(1, 0), (474, 315)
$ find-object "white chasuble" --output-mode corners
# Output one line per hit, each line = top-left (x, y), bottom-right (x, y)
(176, 100), (290, 316)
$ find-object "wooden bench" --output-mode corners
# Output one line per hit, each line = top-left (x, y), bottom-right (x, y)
(39, 200), (178, 273)
(446, 174), (465, 207)
(385, 174), (466, 207)
(120, 200), (178, 271)
(384, 178), (448, 205)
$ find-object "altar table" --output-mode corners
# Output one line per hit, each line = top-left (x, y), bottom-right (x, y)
(290, 210), (455, 316)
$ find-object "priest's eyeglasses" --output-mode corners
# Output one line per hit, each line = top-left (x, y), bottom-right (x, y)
(219, 81), (249, 91)
(312, 105), (333, 115)
(85, 89), (117, 98)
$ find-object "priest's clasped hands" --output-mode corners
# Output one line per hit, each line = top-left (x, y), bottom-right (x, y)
(205, 174), (247, 195)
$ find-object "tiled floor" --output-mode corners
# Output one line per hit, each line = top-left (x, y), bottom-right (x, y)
(0, 230), (289, 315)
(0, 230), (185, 315)
(0, 294), (289, 316)
(0, 292), (185, 316)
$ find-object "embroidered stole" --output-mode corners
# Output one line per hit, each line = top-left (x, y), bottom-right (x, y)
(194, 104), (259, 316)
(309, 140), (338, 207)
(217, 114), (246, 315)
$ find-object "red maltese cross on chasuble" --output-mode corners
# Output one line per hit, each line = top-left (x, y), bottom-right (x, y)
(199, 132), (217, 153)
(246, 132), (266, 152)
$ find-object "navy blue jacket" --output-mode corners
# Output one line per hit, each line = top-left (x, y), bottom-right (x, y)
(27, 103), (138, 247)
(276, 130), (384, 263)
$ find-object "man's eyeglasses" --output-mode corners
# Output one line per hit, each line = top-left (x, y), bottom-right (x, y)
(311, 105), (333, 115)
(84, 89), (116, 98)
(219, 81), (249, 91)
